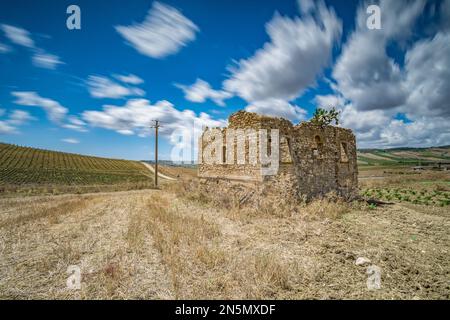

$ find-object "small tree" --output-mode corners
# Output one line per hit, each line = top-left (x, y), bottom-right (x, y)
(310, 107), (340, 126)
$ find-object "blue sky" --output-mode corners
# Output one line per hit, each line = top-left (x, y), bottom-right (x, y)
(0, 0), (449, 160)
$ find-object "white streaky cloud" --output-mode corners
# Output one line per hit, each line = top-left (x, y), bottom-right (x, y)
(404, 32), (450, 118)
(330, 0), (450, 148)
(378, 117), (450, 148)
(442, 0), (450, 30)
(81, 98), (226, 143)
(315, 94), (345, 110)
(340, 104), (390, 134)
(223, 0), (342, 102)
(298, 0), (315, 14)
(7, 110), (35, 125)
(0, 121), (16, 134)
(10, 92), (87, 133)
(62, 116), (88, 132)
(62, 138), (80, 144)
(87, 75), (145, 99)
(0, 109), (34, 134)
(115, 1), (199, 59)
(1, 24), (64, 70)
(336, 103), (391, 148)
(245, 98), (307, 122)
(332, 31), (407, 111)
(175, 79), (232, 106)
(12, 91), (68, 123)
(113, 74), (144, 85)
(1, 24), (34, 48)
(0, 42), (11, 53)
(32, 51), (64, 69)
(354, 0), (426, 42)
(117, 129), (135, 135)
(336, 103), (450, 149)
(333, 0), (425, 111)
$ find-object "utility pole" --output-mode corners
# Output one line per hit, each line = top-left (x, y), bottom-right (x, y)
(151, 120), (161, 188)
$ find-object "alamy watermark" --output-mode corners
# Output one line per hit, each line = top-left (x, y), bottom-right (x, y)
(64, 4), (379, 32)
(170, 125), (281, 177)
(66, 265), (81, 290)
(366, 265), (382, 290)
(66, 5), (81, 30)
(366, 4), (381, 30)
(201, 128), (280, 176)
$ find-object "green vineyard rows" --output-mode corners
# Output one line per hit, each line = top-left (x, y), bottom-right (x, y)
(0, 142), (153, 186)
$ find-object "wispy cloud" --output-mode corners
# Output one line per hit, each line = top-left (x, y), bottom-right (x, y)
(87, 75), (145, 99)
(314, 94), (345, 110)
(1, 24), (63, 70)
(115, 1), (199, 59)
(326, 0), (450, 148)
(0, 42), (11, 53)
(175, 79), (232, 107)
(32, 51), (64, 69)
(12, 91), (68, 123)
(61, 138), (80, 144)
(7, 109), (36, 125)
(61, 116), (88, 132)
(245, 98), (307, 121)
(0, 121), (16, 134)
(223, 1), (342, 103)
(1, 24), (34, 48)
(82, 98), (225, 140)
(332, 0), (425, 112)
(11, 91), (89, 133)
(113, 74), (144, 85)
(0, 109), (35, 134)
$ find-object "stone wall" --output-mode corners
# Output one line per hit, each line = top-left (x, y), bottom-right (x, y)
(291, 122), (358, 199)
(198, 111), (293, 181)
(198, 110), (358, 204)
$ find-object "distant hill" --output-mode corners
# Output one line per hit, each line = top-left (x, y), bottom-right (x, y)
(142, 160), (197, 168)
(147, 146), (450, 168)
(357, 145), (450, 166)
(0, 142), (153, 186)
(1, 141), (449, 187)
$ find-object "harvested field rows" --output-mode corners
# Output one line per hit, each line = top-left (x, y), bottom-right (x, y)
(1, 189), (449, 299)
(0, 143), (152, 186)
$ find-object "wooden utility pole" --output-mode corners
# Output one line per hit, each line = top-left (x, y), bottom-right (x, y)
(151, 120), (161, 188)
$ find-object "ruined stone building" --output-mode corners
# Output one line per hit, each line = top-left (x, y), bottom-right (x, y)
(198, 110), (358, 203)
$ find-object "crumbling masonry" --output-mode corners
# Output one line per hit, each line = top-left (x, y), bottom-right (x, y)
(198, 110), (358, 205)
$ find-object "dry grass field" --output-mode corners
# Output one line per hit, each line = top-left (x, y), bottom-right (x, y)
(1, 167), (449, 299)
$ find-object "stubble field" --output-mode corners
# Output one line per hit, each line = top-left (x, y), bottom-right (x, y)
(1, 168), (449, 299)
